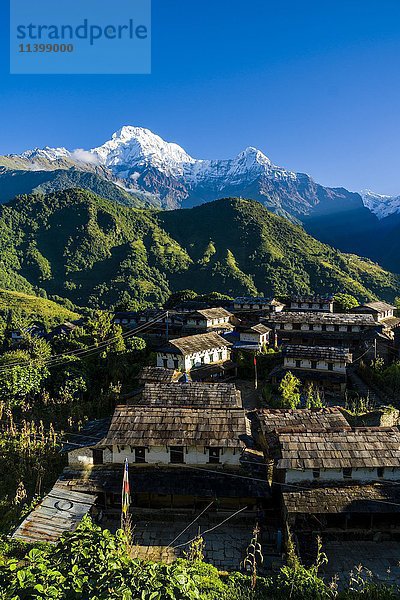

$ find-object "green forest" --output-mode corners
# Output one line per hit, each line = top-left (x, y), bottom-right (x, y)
(0, 189), (398, 311)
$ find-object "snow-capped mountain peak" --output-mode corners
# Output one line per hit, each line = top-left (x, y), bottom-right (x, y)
(18, 146), (71, 162)
(91, 126), (195, 175)
(361, 189), (400, 220)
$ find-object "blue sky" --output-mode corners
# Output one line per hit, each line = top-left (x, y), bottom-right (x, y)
(1, 0), (400, 194)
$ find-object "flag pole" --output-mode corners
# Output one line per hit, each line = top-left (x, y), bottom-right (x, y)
(121, 457), (131, 530)
(254, 353), (258, 390)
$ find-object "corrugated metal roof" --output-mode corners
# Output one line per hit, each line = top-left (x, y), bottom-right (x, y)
(12, 482), (97, 544)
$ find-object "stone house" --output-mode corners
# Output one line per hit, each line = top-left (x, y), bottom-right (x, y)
(156, 332), (232, 374)
(183, 307), (234, 334)
(288, 295), (334, 313)
(264, 312), (381, 352)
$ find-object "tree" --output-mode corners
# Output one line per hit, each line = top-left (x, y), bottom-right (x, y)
(333, 293), (359, 311)
(304, 383), (324, 409)
(278, 372), (301, 408)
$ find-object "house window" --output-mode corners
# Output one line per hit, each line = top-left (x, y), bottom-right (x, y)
(328, 362), (334, 371)
(295, 360), (301, 368)
(170, 446), (185, 464)
(134, 447), (146, 464)
(293, 323), (301, 330)
(347, 325), (352, 332)
(313, 468), (320, 479)
(311, 360), (317, 370)
(92, 449), (103, 465)
(334, 325), (339, 332)
(163, 358), (168, 368)
(208, 447), (221, 464)
(322, 325), (326, 331)
(377, 467), (385, 478)
(343, 467), (352, 479)
(173, 359), (179, 369)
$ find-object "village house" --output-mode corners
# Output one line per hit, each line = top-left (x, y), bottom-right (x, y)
(274, 345), (352, 396)
(264, 312), (381, 353)
(237, 323), (272, 348)
(251, 408), (400, 527)
(350, 301), (396, 322)
(60, 404), (270, 520)
(274, 427), (400, 544)
(156, 331), (236, 380)
(350, 301), (400, 351)
(182, 307), (234, 334)
(288, 295), (334, 313)
(233, 296), (285, 313)
(71, 404), (247, 468)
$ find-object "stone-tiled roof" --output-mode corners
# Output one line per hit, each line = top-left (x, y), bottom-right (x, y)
(265, 312), (379, 326)
(361, 301), (396, 312)
(189, 308), (233, 320)
(102, 405), (247, 447)
(290, 295), (334, 303)
(166, 332), (231, 355)
(283, 345), (352, 361)
(276, 428), (400, 470)
(254, 408), (350, 437)
(283, 482), (400, 514)
(138, 366), (181, 384)
(136, 382), (242, 408)
(245, 324), (272, 335)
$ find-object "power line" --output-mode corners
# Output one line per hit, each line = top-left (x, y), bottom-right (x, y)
(172, 506), (249, 549)
(0, 311), (168, 372)
(167, 501), (214, 548)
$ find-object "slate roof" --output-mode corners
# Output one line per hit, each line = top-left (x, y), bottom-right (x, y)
(234, 297), (272, 304)
(276, 428), (400, 470)
(189, 308), (233, 320)
(102, 405), (247, 447)
(136, 382), (242, 408)
(166, 332), (231, 355)
(244, 324), (272, 335)
(61, 418), (111, 454)
(290, 295), (334, 303)
(283, 345), (352, 362)
(361, 301), (396, 312)
(137, 366), (181, 384)
(12, 482), (97, 544)
(282, 482), (400, 514)
(253, 408), (350, 437)
(59, 465), (270, 499)
(265, 312), (379, 326)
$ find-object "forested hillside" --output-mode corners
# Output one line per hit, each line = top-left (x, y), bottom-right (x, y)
(0, 190), (398, 309)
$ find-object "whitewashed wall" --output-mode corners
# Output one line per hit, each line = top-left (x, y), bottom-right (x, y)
(112, 444), (241, 466)
(240, 332), (268, 345)
(156, 346), (229, 371)
(278, 323), (361, 332)
(285, 467), (400, 483)
(283, 357), (346, 373)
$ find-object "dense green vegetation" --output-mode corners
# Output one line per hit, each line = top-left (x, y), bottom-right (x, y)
(0, 289), (79, 329)
(0, 310), (147, 534)
(0, 168), (144, 207)
(0, 517), (397, 599)
(0, 191), (398, 310)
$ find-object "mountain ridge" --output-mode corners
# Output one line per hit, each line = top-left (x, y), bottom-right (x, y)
(0, 189), (398, 309)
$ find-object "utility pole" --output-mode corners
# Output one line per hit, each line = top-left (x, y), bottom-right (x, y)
(254, 353), (258, 390)
(166, 310), (169, 340)
(374, 338), (377, 360)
